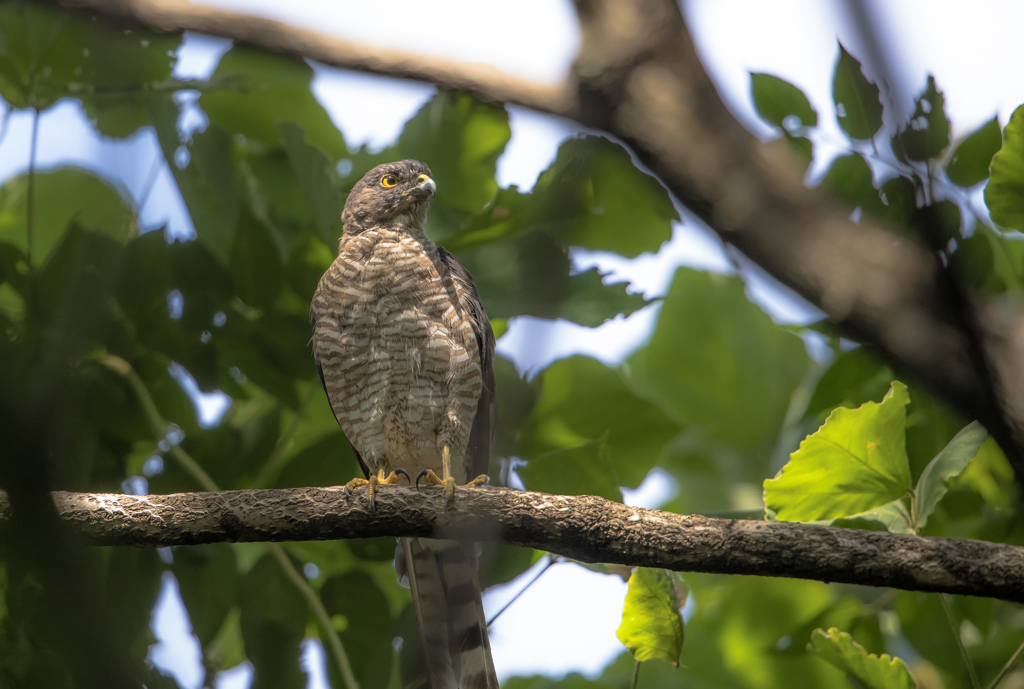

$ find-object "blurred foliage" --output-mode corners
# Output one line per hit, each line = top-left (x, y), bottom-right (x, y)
(0, 5), (1022, 689)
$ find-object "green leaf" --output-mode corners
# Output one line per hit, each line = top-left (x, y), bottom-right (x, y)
(878, 177), (917, 227)
(820, 154), (884, 216)
(955, 223), (1024, 295)
(455, 230), (648, 326)
(833, 499), (913, 534)
(518, 356), (680, 489)
(750, 73), (817, 129)
(617, 568), (684, 666)
(239, 554), (308, 689)
(152, 101), (241, 266)
(0, 167), (134, 267)
(231, 205), (284, 308)
(804, 346), (893, 421)
(530, 136), (677, 257)
(320, 571), (396, 689)
(517, 433), (622, 502)
(279, 122), (343, 246)
(103, 548), (164, 656)
(832, 44), (883, 140)
(764, 381), (913, 522)
(912, 421), (987, 530)
(808, 628), (915, 689)
(200, 47), (346, 159)
(985, 104), (1024, 232)
(173, 544), (238, 649)
(894, 76), (949, 162)
(946, 116), (1001, 188)
(0, 2), (178, 136)
(628, 269), (809, 452)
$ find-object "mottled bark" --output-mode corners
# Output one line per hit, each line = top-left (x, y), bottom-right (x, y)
(5, 486), (1023, 604)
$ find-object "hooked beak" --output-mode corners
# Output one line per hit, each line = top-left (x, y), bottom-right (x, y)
(412, 174), (436, 198)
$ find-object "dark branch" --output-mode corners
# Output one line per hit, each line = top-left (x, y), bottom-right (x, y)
(8, 486), (1024, 604)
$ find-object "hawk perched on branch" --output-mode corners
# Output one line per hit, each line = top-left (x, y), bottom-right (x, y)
(310, 159), (498, 689)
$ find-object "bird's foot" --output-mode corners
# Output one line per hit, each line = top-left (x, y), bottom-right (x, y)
(415, 470), (490, 511)
(343, 469), (410, 512)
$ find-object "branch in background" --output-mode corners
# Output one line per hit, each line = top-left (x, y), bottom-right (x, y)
(9, 485), (1024, 605)
(57, 0), (575, 116)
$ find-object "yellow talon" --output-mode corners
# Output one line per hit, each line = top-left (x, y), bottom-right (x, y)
(343, 468), (410, 512)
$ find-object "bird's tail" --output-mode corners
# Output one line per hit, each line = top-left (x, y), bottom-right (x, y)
(397, 537), (498, 689)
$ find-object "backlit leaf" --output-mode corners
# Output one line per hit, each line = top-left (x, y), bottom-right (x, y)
(985, 104), (1024, 233)
(808, 628), (915, 689)
(912, 421), (987, 530)
(617, 568), (684, 666)
(765, 381), (913, 521)
(0, 167), (133, 267)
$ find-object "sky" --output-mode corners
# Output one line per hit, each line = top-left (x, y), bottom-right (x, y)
(3, 0), (1024, 686)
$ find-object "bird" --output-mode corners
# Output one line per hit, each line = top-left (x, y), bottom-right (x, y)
(310, 159), (498, 689)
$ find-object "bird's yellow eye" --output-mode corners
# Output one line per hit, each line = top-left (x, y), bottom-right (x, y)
(380, 174), (398, 188)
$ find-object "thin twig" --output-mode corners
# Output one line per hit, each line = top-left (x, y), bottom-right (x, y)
(486, 556), (555, 627)
(101, 354), (218, 492)
(987, 636), (1024, 689)
(26, 108), (39, 267)
(100, 354), (360, 689)
(253, 384), (318, 489)
(268, 543), (360, 689)
(630, 659), (641, 689)
(940, 594), (981, 689)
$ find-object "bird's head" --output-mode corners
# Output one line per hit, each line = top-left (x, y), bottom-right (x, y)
(341, 159), (436, 234)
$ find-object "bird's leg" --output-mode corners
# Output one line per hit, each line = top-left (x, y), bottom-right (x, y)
(415, 446), (490, 511)
(345, 464), (410, 513)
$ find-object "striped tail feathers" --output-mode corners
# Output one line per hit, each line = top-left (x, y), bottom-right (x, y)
(399, 537), (498, 689)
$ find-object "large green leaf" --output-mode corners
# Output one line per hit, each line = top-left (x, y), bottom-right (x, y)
(616, 568), (684, 666)
(152, 100), (240, 266)
(751, 73), (817, 129)
(764, 381), (913, 522)
(319, 571), (396, 689)
(518, 356), (680, 489)
(627, 268), (809, 452)
(517, 434), (622, 502)
(173, 544), (238, 649)
(279, 122), (343, 246)
(820, 154), (884, 216)
(912, 421), (987, 530)
(200, 47), (346, 159)
(985, 104), (1024, 232)
(0, 167), (134, 267)
(832, 44), (883, 141)
(0, 2), (178, 136)
(239, 554), (308, 689)
(946, 116), (1001, 188)
(808, 628), (915, 689)
(455, 230), (648, 326)
(529, 136), (677, 257)
(894, 76), (949, 162)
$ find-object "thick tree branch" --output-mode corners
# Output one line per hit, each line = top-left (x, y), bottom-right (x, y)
(54, 0), (1024, 478)
(6, 486), (1024, 605)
